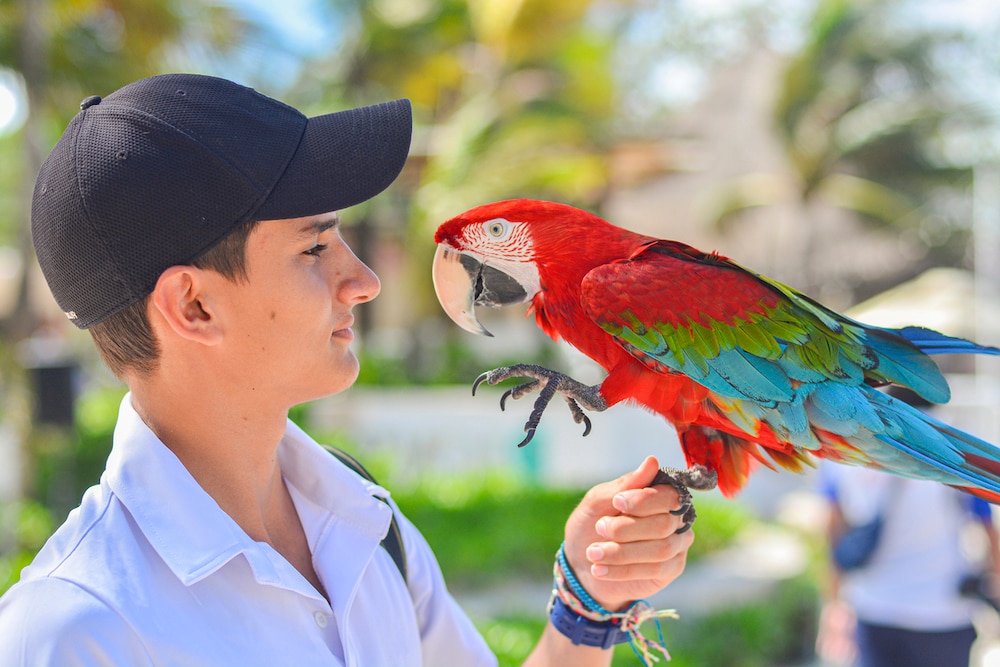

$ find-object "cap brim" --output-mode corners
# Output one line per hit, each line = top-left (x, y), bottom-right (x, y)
(255, 98), (412, 221)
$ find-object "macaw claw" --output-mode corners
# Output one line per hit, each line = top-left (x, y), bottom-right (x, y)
(651, 465), (718, 534)
(472, 364), (607, 447)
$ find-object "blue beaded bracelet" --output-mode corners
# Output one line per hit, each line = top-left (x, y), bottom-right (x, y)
(548, 595), (630, 649)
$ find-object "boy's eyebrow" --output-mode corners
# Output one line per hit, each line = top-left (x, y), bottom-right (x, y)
(296, 215), (340, 237)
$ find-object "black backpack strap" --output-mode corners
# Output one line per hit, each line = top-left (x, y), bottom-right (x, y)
(322, 445), (408, 586)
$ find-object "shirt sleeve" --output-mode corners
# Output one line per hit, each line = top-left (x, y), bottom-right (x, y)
(391, 506), (498, 667)
(0, 577), (153, 667)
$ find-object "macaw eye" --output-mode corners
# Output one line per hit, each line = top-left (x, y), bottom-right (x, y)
(484, 219), (510, 239)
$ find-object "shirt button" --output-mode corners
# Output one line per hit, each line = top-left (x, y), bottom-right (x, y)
(313, 611), (329, 628)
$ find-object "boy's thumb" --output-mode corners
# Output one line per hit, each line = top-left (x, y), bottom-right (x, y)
(617, 455), (661, 492)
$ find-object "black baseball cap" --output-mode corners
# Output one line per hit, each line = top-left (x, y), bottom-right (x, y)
(31, 73), (412, 329)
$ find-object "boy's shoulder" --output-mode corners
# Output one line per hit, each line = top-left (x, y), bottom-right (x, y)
(0, 483), (154, 664)
(17, 481), (119, 581)
(0, 572), (151, 665)
(7, 475), (166, 595)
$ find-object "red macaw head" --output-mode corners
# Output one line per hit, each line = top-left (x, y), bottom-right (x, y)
(432, 199), (549, 336)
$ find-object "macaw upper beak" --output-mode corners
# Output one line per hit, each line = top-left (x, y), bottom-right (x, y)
(432, 244), (530, 337)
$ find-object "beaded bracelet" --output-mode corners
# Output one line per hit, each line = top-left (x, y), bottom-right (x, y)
(548, 542), (677, 665)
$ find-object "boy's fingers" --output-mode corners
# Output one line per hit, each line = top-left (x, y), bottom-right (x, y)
(587, 531), (694, 567)
(596, 510), (685, 543)
(611, 483), (683, 519)
(587, 532), (694, 580)
(590, 556), (688, 582)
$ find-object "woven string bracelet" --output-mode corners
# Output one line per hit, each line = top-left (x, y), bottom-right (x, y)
(552, 542), (677, 665)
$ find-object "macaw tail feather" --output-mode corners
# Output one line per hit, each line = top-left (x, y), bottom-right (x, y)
(954, 485), (1000, 505)
(865, 392), (1000, 502)
(677, 425), (755, 498)
(689, 384), (1000, 502)
(894, 326), (1000, 357)
(860, 326), (1000, 405)
(677, 423), (815, 498)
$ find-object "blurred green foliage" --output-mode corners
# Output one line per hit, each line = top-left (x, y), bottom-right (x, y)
(478, 615), (547, 667)
(0, 500), (54, 594)
(355, 336), (562, 386)
(31, 385), (125, 522)
(396, 480), (752, 586)
(655, 574), (819, 667)
(384, 456), (755, 584)
(395, 474), (582, 587)
(480, 574), (819, 667)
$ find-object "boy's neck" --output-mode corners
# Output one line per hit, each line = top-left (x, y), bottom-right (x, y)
(128, 378), (292, 534)
(128, 377), (327, 599)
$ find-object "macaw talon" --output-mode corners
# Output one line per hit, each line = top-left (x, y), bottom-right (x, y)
(516, 376), (560, 447)
(668, 498), (692, 517)
(471, 371), (494, 396)
(470, 363), (608, 446)
(563, 396), (593, 437)
(650, 465), (718, 534)
(500, 380), (543, 411)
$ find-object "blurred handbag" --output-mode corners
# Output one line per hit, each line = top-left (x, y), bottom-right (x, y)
(831, 478), (899, 572)
(832, 514), (884, 571)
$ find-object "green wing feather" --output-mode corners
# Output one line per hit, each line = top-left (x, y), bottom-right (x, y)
(580, 240), (951, 405)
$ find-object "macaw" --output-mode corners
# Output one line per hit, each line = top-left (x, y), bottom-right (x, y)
(432, 198), (1000, 527)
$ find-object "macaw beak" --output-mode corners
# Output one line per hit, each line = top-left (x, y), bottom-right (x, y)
(432, 244), (530, 337)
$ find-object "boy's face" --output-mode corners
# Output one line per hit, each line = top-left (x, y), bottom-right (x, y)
(210, 212), (380, 407)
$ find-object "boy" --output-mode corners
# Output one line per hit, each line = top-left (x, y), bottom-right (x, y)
(0, 73), (692, 666)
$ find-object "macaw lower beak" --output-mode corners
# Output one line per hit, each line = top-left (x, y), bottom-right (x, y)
(431, 244), (530, 337)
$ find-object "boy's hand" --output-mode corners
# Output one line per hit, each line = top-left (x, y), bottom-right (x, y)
(562, 456), (694, 611)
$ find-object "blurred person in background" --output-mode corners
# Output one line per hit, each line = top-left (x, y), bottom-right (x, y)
(816, 389), (1000, 667)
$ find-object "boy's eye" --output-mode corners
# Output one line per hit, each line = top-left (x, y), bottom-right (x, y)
(304, 243), (328, 257)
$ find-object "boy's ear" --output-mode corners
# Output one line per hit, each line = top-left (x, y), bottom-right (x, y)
(150, 266), (223, 345)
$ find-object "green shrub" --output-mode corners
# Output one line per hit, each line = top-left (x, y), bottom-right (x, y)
(391, 472), (751, 586)
(393, 473), (582, 586)
(637, 574), (819, 667)
(0, 501), (55, 595)
(477, 615), (548, 667)
(479, 575), (820, 667)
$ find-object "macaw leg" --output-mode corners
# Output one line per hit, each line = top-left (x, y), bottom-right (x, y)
(472, 364), (608, 447)
(650, 465), (718, 534)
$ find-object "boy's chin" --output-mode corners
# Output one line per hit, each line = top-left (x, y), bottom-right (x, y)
(323, 357), (362, 396)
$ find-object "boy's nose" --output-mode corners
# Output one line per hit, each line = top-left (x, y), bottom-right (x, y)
(353, 260), (381, 303)
(337, 249), (380, 304)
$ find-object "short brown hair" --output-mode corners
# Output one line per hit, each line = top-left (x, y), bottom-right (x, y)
(89, 219), (261, 379)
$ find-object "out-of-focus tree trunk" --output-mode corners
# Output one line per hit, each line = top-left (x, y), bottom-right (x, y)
(1, 0), (47, 341)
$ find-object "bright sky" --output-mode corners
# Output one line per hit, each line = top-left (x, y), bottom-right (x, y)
(0, 70), (25, 137)
(219, 0), (331, 55)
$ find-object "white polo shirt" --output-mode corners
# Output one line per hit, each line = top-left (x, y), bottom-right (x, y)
(0, 395), (496, 667)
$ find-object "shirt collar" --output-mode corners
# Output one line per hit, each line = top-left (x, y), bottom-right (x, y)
(105, 394), (392, 588)
(277, 419), (393, 550)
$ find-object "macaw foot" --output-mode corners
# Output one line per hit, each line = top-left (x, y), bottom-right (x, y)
(650, 465), (718, 534)
(472, 363), (608, 447)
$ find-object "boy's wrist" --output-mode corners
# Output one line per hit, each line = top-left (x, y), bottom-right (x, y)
(547, 593), (629, 649)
